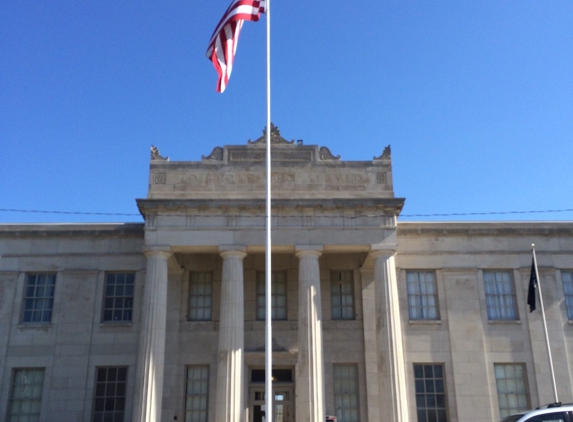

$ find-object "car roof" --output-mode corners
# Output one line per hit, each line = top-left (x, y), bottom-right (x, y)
(511, 405), (573, 422)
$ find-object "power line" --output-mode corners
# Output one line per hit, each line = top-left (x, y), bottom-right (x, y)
(0, 208), (140, 217)
(1, 207), (573, 219)
(400, 209), (573, 217)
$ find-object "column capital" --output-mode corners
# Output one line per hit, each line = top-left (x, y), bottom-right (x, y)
(368, 244), (398, 259)
(143, 245), (172, 259)
(295, 245), (323, 258)
(219, 245), (247, 259)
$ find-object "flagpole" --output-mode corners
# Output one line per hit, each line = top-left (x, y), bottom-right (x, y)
(532, 244), (559, 403)
(264, 0), (273, 420)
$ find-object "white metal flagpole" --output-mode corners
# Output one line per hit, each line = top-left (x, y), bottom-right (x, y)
(532, 244), (559, 403)
(264, 0), (273, 420)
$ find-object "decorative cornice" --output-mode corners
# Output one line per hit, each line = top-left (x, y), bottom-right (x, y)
(0, 224), (144, 238)
(397, 222), (573, 236)
(137, 198), (405, 214)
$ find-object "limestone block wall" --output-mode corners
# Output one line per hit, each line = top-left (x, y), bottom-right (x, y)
(0, 225), (145, 421)
(397, 222), (573, 422)
(2, 221), (572, 422)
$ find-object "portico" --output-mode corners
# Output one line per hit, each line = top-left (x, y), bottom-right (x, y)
(134, 125), (406, 422)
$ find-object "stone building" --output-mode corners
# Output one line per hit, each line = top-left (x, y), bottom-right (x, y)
(1, 126), (573, 422)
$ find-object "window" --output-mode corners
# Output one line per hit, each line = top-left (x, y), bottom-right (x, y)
(333, 364), (359, 422)
(256, 271), (287, 320)
(561, 271), (573, 320)
(484, 271), (517, 320)
(407, 271), (438, 320)
(189, 272), (213, 321)
(527, 414), (566, 422)
(93, 367), (128, 422)
(103, 273), (135, 322)
(413, 364), (448, 422)
(22, 273), (56, 323)
(185, 366), (209, 422)
(7, 368), (45, 422)
(331, 271), (354, 320)
(251, 368), (293, 383)
(494, 363), (529, 419)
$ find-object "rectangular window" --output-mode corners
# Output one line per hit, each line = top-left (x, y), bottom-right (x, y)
(189, 272), (213, 321)
(185, 366), (209, 422)
(7, 368), (45, 422)
(483, 271), (517, 320)
(93, 367), (128, 422)
(103, 273), (135, 322)
(494, 363), (529, 419)
(257, 271), (287, 320)
(407, 271), (438, 320)
(561, 271), (573, 320)
(413, 364), (448, 422)
(333, 364), (359, 422)
(331, 271), (355, 320)
(22, 273), (56, 323)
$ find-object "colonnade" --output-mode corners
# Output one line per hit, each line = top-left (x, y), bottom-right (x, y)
(132, 245), (408, 422)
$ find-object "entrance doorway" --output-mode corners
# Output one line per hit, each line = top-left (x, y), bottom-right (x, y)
(249, 387), (294, 422)
(248, 368), (294, 422)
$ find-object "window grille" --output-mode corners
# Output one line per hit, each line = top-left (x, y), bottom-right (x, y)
(22, 274), (56, 323)
(103, 273), (135, 322)
(413, 364), (448, 422)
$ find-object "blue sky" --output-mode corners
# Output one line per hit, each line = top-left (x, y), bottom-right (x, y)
(1, 1), (572, 223)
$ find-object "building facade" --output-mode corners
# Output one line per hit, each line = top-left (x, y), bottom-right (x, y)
(1, 126), (573, 422)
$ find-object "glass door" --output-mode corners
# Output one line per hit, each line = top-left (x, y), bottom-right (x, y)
(250, 388), (293, 422)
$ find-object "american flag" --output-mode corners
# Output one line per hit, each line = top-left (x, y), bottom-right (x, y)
(206, 0), (266, 93)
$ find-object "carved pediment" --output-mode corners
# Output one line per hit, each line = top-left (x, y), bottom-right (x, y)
(198, 124), (345, 164)
(248, 123), (295, 145)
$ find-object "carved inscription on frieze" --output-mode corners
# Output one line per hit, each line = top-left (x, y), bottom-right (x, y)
(178, 170), (382, 192)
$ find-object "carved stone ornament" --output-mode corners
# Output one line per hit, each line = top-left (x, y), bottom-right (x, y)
(319, 146), (341, 161)
(252, 337), (289, 352)
(373, 145), (391, 160)
(201, 146), (224, 161)
(248, 123), (295, 145)
(150, 145), (169, 161)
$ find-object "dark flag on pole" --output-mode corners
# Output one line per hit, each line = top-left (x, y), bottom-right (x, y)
(527, 258), (537, 313)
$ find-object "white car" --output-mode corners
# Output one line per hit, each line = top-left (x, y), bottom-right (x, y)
(501, 404), (573, 422)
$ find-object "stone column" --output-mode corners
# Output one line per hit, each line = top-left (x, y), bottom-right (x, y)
(371, 248), (410, 422)
(216, 246), (247, 422)
(295, 246), (325, 422)
(360, 268), (381, 422)
(133, 246), (172, 422)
